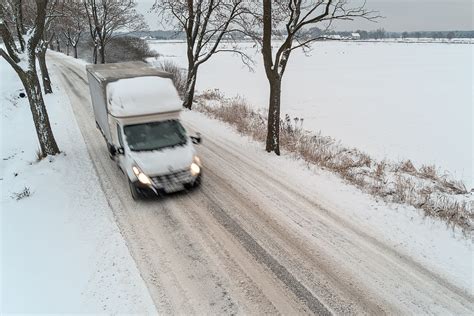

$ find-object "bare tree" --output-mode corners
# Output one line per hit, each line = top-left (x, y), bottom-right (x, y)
(57, 0), (86, 59)
(53, 32), (61, 51)
(10, 0), (56, 94)
(245, 0), (378, 154)
(36, 0), (61, 94)
(83, 0), (147, 64)
(36, 30), (55, 93)
(0, 0), (60, 157)
(154, 0), (251, 109)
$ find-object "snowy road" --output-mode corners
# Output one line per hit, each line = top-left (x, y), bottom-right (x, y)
(49, 54), (473, 315)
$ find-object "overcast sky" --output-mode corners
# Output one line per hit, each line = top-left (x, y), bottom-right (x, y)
(136, 0), (473, 32)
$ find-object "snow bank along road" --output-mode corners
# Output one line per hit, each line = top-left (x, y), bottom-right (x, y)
(49, 54), (473, 315)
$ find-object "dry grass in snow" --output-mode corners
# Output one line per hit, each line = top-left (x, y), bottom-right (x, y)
(194, 89), (473, 232)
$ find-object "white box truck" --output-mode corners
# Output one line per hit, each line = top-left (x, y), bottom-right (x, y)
(86, 61), (202, 199)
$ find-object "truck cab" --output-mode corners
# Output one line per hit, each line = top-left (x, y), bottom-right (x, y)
(86, 62), (202, 199)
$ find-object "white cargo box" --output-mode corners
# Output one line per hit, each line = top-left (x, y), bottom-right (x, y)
(86, 61), (182, 143)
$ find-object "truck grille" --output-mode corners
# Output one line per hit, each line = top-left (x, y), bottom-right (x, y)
(152, 169), (193, 188)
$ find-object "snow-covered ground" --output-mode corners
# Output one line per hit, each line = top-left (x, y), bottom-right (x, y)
(40, 52), (474, 313)
(0, 54), (156, 313)
(148, 40), (473, 189)
(1, 47), (472, 313)
(182, 109), (474, 298)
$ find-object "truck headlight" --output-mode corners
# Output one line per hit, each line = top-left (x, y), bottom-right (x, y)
(132, 165), (152, 185)
(190, 162), (200, 176)
(193, 155), (201, 166)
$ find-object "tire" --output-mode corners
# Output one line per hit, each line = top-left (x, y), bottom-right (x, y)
(107, 143), (115, 160)
(128, 179), (142, 200)
(193, 174), (202, 188)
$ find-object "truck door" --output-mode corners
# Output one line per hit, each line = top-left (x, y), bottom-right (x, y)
(116, 123), (127, 172)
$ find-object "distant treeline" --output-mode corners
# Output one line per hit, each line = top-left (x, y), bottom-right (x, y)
(126, 29), (474, 40)
(125, 30), (186, 40)
(315, 28), (474, 39)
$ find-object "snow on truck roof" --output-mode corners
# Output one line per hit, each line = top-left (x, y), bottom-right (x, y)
(86, 62), (182, 117)
(86, 61), (172, 81)
(106, 76), (182, 117)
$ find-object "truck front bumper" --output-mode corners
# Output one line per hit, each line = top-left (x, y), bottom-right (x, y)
(133, 170), (201, 196)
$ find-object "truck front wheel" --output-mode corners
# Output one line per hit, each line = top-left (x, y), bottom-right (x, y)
(107, 143), (115, 160)
(128, 179), (142, 200)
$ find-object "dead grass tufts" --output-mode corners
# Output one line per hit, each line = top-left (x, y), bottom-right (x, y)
(11, 187), (32, 200)
(397, 160), (417, 173)
(35, 148), (44, 161)
(439, 178), (468, 195)
(194, 94), (473, 232)
(375, 161), (387, 179)
(199, 89), (225, 100)
(419, 164), (438, 180)
(422, 197), (472, 226)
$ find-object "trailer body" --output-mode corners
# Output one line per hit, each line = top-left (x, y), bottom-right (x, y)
(86, 61), (174, 143)
(85, 62), (202, 199)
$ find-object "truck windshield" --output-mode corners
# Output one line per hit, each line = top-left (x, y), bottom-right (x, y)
(123, 120), (187, 151)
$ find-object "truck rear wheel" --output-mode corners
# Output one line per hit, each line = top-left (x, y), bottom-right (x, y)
(128, 179), (142, 200)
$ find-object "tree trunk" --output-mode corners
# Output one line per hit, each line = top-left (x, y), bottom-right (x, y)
(92, 45), (98, 64)
(99, 43), (106, 64)
(19, 70), (60, 157)
(0, 0), (59, 158)
(73, 45), (78, 58)
(37, 48), (52, 94)
(66, 43), (70, 56)
(183, 67), (198, 109)
(265, 77), (281, 155)
(262, 0), (281, 155)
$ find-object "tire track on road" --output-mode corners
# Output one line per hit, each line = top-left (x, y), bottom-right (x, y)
(51, 55), (328, 315)
(50, 54), (474, 315)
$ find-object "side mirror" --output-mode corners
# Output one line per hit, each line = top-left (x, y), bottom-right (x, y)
(110, 145), (124, 156)
(191, 133), (202, 144)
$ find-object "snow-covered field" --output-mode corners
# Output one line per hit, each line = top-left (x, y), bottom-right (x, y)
(148, 40), (473, 188)
(0, 54), (156, 313)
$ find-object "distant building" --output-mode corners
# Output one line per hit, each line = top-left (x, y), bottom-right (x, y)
(351, 33), (361, 40)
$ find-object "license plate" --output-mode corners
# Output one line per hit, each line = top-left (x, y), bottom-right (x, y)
(164, 182), (184, 193)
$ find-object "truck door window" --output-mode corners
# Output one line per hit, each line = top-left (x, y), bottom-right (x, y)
(117, 124), (124, 147)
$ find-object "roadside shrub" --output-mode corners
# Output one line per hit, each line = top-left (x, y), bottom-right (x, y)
(158, 60), (187, 98)
(106, 36), (158, 63)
